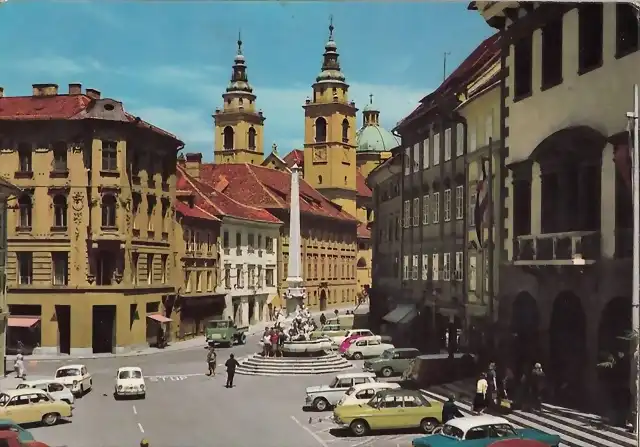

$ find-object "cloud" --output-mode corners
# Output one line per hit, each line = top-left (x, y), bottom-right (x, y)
(11, 55), (103, 75)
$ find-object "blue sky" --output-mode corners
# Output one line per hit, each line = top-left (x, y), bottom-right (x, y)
(0, 1), (492, 161)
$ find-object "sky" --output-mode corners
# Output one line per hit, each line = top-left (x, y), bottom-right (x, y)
(0, 1), (493, 161)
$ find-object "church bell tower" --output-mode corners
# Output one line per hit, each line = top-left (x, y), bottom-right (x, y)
(214, 33), (266, 165)
(303, 18), (358, 217)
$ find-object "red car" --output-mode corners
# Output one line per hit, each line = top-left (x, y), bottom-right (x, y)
(339, 334), (363, 354)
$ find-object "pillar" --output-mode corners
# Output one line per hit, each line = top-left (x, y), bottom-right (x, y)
(223, 294), (233, 320)
(253, 299), (259, 323)
(70, 302), (92, 356)
(530, 162), (542, 235)
(240, 297), (249, 327)
(600, 143), (616, 258)
(38, 302), (57, 355)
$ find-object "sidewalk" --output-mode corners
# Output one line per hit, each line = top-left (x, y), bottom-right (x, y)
(6, 303), (368, 362)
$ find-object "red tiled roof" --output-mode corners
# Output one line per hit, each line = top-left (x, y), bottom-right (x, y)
(283, 149), (304, 168)
(356, 171), (372, 198)
(199, 163), (357, 222)
(176, 165), (282, 224)
(174, 200), (219, 222)
(357, 223), (371, 239)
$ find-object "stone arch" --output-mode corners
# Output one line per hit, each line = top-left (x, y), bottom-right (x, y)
(223, 126), (234, 150)
(319, 289), (327, 311)
(315, 118), (327, 143)
(549, 290), (588, 405)
(357, 257), (367, 268)
(510, 291), (540, 377)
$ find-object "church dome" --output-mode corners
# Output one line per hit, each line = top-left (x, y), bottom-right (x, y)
(356, 94), (400, 152)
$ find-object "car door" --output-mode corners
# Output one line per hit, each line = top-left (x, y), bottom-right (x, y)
(6, 395), (34, 425)
(399, 393), (432, 427)
(397, 350), (418, 372)
(367, 339), (382, 356)
(332, 378), (353, 403)
(371, 394), (404, 430)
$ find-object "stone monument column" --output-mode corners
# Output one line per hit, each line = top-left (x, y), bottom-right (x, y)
(285, 164), (306, 315)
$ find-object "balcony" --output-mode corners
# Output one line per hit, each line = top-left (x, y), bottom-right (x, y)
(513, 231), (601, 266)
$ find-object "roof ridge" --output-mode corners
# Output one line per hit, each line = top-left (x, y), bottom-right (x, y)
(193, 203), (218, 219)
(244, 163), (287, 207)
(211, 174), (280, 217)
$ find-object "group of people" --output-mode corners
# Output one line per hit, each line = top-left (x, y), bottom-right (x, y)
(261, 304), (320, 356)
(205, 344), (240, 388)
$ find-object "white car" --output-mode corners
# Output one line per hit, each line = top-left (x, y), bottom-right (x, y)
(336, 382), (400, 407)
(54, 364), (92, 396)
(331, 329), (379, 346)
(344, 336), (394, 360)
(114, 367), (146, 399)
(305, 372), (377, 411)
(16, 378), (75, 405)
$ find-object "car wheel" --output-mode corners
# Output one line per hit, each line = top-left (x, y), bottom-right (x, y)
(42, 413), (59, 426)
(350, 419), (369, 437)
(352, 352), (363, 360)
(381, 367), (393, 377)
(313, 397), (329, 412)
(420, 417), (439, 434)
(240, 334), (247, 345)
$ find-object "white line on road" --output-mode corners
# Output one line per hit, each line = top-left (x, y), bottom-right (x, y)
(137, 423), (144, 433)
(291, 415), (329, 447)
(132, 405), (137, 415)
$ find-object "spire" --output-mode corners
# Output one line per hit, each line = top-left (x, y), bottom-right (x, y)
(272, 142), (278, 154)
(362, 92), (380, 126)
(316, 15), (346, 84)
(226, 30), (253, 94)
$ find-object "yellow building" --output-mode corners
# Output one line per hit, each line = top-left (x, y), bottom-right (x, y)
(0, 83), (183, 355)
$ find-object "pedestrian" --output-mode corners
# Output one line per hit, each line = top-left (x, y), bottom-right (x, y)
(530, 363), (545, 412)
(487, 362), (498, 407)
(14, 354), (25, 379)
(262, 330), (271, 357)
(270, 329), (278, 357)
(319, 313), (327, 326)
(473, 372), (489, 414)
(206, 344), (217, 376)
(442, 394), (464, 423)
(225, 353), (240, 388)
(277, 329), (286, 357)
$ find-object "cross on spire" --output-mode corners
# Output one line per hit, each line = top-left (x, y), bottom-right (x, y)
(329, 15), (334, 40)
(237, 30), (243, 55)
(369, 93), (374, 105)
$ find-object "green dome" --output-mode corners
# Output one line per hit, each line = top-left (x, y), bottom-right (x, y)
(356, 124), (400, 152)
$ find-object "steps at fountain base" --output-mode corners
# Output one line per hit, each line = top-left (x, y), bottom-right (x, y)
(236, 354), (354, 376)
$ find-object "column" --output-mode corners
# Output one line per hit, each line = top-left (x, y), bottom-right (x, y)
(600, 143), (616, 258)
(253, 299), (260, 323)
(530, 163), (542, 235)
(240, 298), (249, 327)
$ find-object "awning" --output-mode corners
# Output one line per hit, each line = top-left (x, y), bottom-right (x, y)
(8, 317), (41, 328)
(383, 305), (417, 325)
(147, 314), (172, 323)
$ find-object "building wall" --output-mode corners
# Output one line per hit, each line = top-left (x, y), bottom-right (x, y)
(0, 195), (10, 374)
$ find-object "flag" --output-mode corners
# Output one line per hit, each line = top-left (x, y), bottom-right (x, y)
(475, 157), (489, 248)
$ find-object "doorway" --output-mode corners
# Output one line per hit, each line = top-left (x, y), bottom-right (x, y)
(319, 289), (327, 311)
(55, 305), (71, 355)
(248, 297), (255, 324)
(92, 305), (116, 354)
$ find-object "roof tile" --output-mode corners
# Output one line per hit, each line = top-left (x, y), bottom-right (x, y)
(283, 149), (304, 168)
(356, 171), (372, 198)
(174, 200), (220, 222)
(357, 223), (371, 239)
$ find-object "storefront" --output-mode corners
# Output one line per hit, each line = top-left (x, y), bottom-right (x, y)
(6, 316), (41, 355)
(178, 295), (226, 339)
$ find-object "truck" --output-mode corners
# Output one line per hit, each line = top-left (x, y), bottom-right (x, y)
(204, 319), (248, 347)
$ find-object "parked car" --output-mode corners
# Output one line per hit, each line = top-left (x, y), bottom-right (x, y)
(332, 388), (443, 436)
(344, 336), (394, 360)
(364, 347), (421, 377)
(205, 319), (248, 347)
(0, 389), (72, 426)
(54, 364), (92, 397)
(331, 329), (378, 346)
(337, 382), (400, 407)
(309, 324), (344, 340)
(411, 415), (561, 447)
(114, 367), (146, 399)
(339, 335), (363, 354)
(16, 379), (75, 405)
(305, 372), (377, 411)
(0, 418), (35, 443)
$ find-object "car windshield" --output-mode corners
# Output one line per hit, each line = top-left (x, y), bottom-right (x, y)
(207, 321), (228, 329)
(0, 394), (9, 406)
(328, 377), (339, 388)
(380, 350), (393, 359)
(119, 370), (142, 379)
(56, 368), (80, 377)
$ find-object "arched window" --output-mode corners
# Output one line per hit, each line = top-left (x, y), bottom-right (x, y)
(53, 195), (67, 228)
(248, 127), (256, 150)
(357, 257), (367, 268)
(18, 194), (32, 228)
(315, 117), (327, 143)
(341, 119), (349, 143)
(223, 126), (235, 150)
(101, 195), (117, 228)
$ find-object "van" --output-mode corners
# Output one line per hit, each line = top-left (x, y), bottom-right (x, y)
(402, 352), (476, 388)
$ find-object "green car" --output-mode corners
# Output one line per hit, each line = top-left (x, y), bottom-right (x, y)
(205, 319), (248, 347)
(363, 348), (421, 377)
(0, 419), (34, 443)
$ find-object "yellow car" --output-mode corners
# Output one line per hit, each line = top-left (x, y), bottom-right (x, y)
(332, 388), (442, 437)
(0, 388), (72, 426)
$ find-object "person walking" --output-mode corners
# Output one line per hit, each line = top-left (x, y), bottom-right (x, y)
(442, 394), (464, 423)
(225, 353), (240, 388)
(13, 354), (25, 379)
(206, 344), (217, 376)
(530, 363), (546, 412)
(473, 373), (489, 414)
(319, 313), (327, 326)
(277, 329), (286, 358)
(487, 362), (498, 408)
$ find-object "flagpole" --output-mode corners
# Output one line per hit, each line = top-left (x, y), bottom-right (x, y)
(630, 83), (639, 443)
(487, 137), (495, 356)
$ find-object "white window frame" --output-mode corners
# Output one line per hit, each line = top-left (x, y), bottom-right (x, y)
(422, 138), (430, 169)
(443, 253), (451, 281)
(485, 112), (493, 145)
(455, 251), (463, 281)
(412, 198), (420, 227)
(455, 185), (464, 220)
(433, 133), (440, 166)
(412, 255), (419, 280)
(432, 253), (439, 281)
(456, 123), (464, 157)
(422, 254), (429, 280)
(402, 255), (409, 280)
(444, 189), (451, 222)
(422, 194), (429, 225)
(469, 124), (477, 152)
(469, 255), (477, 291)
(403, 200), (410, 228)
(413, 143), (420, 173)
(444, 128), (451, 162)
(432, 192), (440, 224)
(404, 148), (411, 176)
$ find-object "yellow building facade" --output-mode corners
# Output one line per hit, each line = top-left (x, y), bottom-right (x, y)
(0, 84), (182, 355)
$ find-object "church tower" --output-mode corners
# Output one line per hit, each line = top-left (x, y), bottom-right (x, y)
(303, 19), (358, 217)
(214, 34), (266, 165)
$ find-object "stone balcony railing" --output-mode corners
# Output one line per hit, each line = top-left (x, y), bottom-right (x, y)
(513, 230), (601, 265)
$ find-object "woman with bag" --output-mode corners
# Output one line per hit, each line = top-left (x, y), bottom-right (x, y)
(473, 372), (489, 413)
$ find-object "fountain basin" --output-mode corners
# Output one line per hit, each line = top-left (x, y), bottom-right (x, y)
(281, 338), (333, 356)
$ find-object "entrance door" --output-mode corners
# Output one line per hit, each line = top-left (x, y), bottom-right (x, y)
(92, 305), (116, 354)
(55, 305), (71, 355)
(319, 290), (327, 311)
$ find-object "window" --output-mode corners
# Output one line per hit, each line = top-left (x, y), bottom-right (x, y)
(248, 234), (255, 253)
(469, 191), (477, 227)
(432, 254), (439, 281)
(147, 254), (153, 284)
(101, 141), (118, 171)
(433, 133), (440, 165)
(617, 3), (639, 56)
(18, 194), (32, 228)
(132, 194), (141, 230)
(432, 192), (440, 224)
(469, 255), (477, 291)
(257, 234), (262, 249)
(147, 196), (156, 231)
(247, 265), (256, 288)
(469, 124), (477, 152)
(16, 143), (32, 173)
(422, 194), (430, 225)
(341, 119), (349, 144)
(404, 147), (410, 176)
(17, 252), (32, 285)
(184, 270), (191, 292)
(161, 254), (168, 284)
(402, 255), (409, 280)
(315, 118), (327, 143)
(422, 254), (429, 280)
(514, 35), (533, 98)
(444, 189), (451, 222)
(235, 264), (243, 288)
(223, 126), (234, 150)
(52, 252), (68, 286)
(412, 198), (420, 227)
(422, 138), (430, 169)
(161, 199), (169, 232)
(52, 141), (67, 171)
(403, 200), (410, 228)
(224, 264), (231, 289)
(541, 17), (564, 88)
(223, 231), (230, 249)
(206, 270), (213, 291)
(51, 195), (67, 228)
(248, 127), (256, 150)
(101, 195), (117, 227)
(444, 128), (451, 161)
(196, 271), (202, 292)
(443, 253), (451, 281)
(412, 143), (420, 172)
(455, 185), (464, 220)
(266, 237), (274, 253)
(578, 4), (603, 73)
(412, 255), (419, 280)
(456, 124), (464, 157)
(455, 251), (463, 281)
(485, 113), (493, 145)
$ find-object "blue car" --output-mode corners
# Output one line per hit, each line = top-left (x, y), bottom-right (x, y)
(0, 419), (35, 443)
(412, 415), (561, 447)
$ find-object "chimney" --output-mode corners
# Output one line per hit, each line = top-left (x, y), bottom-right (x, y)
(32, 83), (59, 97)
(69, 83), (82, 95)
(0, 87), (4, 98)
(85, 88), (101, 100)
(185, 153), (202, 179)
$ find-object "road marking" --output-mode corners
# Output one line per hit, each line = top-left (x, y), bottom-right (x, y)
(350, 437), (376, 447)
(132, 405), (137, 415)
(145, 373), (204, 382)
(137, 423), (144, 433)
(291, 415), (329, 447)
